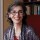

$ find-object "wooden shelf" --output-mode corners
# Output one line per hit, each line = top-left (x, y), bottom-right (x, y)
(24, 1), (40, 5)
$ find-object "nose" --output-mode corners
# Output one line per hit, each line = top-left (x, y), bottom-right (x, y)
(16, 12), (19, 16)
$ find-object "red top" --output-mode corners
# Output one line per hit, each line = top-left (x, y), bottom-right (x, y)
(14, 36), (18, 40)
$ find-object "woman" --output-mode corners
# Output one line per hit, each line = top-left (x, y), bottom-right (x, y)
(4, 2), (39, 40)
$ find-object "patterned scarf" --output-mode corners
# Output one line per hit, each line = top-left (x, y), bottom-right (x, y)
(10, 24), (27, 40)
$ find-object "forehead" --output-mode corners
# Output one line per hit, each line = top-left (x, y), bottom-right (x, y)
(11, 6), (23, 11)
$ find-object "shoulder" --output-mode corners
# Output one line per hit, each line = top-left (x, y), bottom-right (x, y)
(4, 25), (13, 36)
(4, 25), (13, 40)
(24, 25), (34, 33)
(26, 26), (34, 33)
(23, 25), (36, 35)
(24, 25), (39, 40)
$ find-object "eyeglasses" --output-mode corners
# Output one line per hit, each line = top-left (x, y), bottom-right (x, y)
(10, 10), (23, 16)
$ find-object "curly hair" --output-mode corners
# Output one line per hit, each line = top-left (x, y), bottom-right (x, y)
(7, 2), (27, 25)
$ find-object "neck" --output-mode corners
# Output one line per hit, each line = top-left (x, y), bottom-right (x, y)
(13, 22), (22, 30)
(13, 22), (22, 39)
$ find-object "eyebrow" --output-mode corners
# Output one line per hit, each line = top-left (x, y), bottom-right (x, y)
(11, 10), (23, 12)
(18, 10), (23, 12)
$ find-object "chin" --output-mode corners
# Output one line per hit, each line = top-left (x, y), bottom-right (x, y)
(15, 21), (20, 24)
(14, 20), (21, 24)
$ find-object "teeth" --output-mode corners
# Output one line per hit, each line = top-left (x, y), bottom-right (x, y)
(15, 18), (19, 19)
(15, 18), (19, 20)
(16, 19), (19, 20)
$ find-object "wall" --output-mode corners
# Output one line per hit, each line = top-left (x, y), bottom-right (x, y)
(0, 0), (1, 39)
(3, 0), (13, 32)
(0, 0), (3, 40)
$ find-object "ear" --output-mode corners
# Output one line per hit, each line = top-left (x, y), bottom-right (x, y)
(8, 13), (13, 18)
(8, 13), (11, 18)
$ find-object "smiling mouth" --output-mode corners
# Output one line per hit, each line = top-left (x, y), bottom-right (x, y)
(15, 18), (20, 20)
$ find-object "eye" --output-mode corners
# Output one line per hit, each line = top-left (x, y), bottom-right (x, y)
(20, 11), (23, 13)
(13, 11), (16, 13)
(19, 10), (23, 13)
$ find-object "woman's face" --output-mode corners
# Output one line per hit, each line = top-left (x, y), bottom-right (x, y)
(9, 6), (24, 24)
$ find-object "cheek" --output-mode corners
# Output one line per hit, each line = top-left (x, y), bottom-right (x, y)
(9, 14), (15, 22)
(9, 14), (14, 21)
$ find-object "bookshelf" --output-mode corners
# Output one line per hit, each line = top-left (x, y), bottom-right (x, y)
(22, 0), (40, 37)
(23, 0), (40, 15)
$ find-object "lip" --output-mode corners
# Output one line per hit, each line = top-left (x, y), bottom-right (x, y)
(15, 18), (20, 20)
(14, 17), (20, 19)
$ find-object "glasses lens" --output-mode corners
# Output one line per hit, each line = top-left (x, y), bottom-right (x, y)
(11, 10), (23, 15)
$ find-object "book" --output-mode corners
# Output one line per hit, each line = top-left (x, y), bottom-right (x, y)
(37, 0), (40, 1)
(38, 5), (40, 15)
(29, 0), (31, 2)
(26, 5), (30, 15)
(30, 5), (34, 15)
(34, 5), (38, 15)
